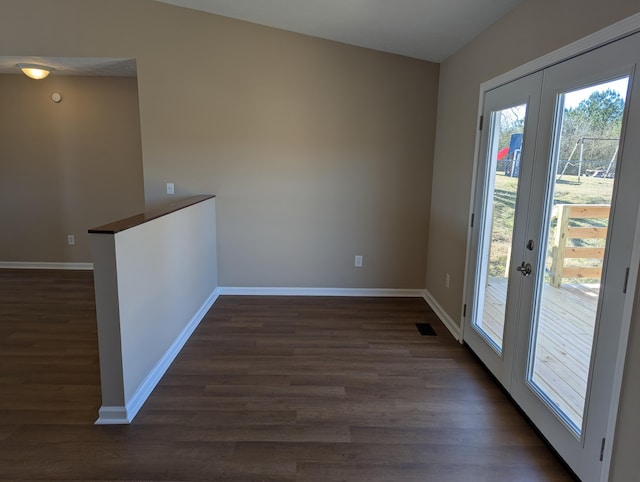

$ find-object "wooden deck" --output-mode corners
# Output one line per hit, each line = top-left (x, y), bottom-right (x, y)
(480, 277), (600, 429)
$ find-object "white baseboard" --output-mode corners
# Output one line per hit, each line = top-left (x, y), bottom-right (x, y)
(95, 406), (130, 425)
(94, 286), (448, 424)
(0, 261), (93, 270)
(423, 289), (462, 341)
(95, 287), (220, 425)
(217, 286), (426, 297)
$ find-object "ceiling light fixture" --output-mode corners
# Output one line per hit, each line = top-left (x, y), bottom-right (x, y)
(17, 63), (52, 80)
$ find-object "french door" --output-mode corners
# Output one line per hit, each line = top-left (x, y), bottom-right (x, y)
(464, 71), (542, 387)
(465, 32), (640, 481)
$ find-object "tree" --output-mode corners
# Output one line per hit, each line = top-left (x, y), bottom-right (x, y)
(574, 89), (625, 126)
(558, 88), (624, 166)
(498, 106), (525, 152)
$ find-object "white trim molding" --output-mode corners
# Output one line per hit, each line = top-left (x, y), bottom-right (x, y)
(483, 12), (640, 93)
(423, 290), (461, 341)
(95, 288), (219, 425)
(95, 406), (130, 425)
(218, 287), (461, 340)
(218, 286), (426, 297)
(0, 261), (93, 270)
(602, 197), (640, 480)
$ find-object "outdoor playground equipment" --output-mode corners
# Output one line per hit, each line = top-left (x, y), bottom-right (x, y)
(501, 133), (523, 177)
(557, 137), (620, 182)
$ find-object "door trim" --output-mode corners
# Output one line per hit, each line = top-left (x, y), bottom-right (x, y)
(483, 14), (640, 93)
(602, 198), (640, 473)
(461, 12), (640, 482)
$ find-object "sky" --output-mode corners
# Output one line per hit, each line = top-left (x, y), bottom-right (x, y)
(563, 77), (629, 109)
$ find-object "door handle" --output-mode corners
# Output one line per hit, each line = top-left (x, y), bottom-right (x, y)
(516, 262), (532, 276)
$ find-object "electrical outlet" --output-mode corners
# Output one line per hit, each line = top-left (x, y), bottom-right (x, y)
(355, 255), (363, 267)
(445, 273), (450, 289)
(166, 182), (175, 195)
(67, 235), (75, 246)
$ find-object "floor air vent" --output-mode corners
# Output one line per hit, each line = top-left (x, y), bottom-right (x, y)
(416, 323), (437, 336)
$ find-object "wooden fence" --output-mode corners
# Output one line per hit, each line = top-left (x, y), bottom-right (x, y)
(548, 204), (610, 287)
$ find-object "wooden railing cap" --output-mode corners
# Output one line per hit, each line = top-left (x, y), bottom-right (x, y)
(88, 195), (215, 234)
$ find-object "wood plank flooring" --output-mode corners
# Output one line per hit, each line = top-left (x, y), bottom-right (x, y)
(0, 269), (575, 481)
(481, 277), (598, 428)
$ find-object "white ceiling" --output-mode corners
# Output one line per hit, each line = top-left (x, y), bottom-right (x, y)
(0, 0), (523, 76)
(0, 57), (136, 77)
(156, 0), (524, 62)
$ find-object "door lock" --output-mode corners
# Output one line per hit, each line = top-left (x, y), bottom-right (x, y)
(526, 240), (535, 251)
(516, 262), (532, 276)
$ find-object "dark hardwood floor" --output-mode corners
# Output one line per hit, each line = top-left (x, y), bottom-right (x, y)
(0, 269), (574, 481)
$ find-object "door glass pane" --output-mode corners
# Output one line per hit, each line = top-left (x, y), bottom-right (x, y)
(474, 104), (527, 353)
(528, 77), (629, 434)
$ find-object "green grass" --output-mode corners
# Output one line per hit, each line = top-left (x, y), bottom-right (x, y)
(488, 173), (614, 281)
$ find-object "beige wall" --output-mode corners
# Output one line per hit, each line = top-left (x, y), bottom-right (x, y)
(0, 0), (438, 288)
(425, 0), (640, 480)
(0, 74), (144, 263)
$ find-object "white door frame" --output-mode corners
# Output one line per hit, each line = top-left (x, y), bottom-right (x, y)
(461, 12), (640, 482)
